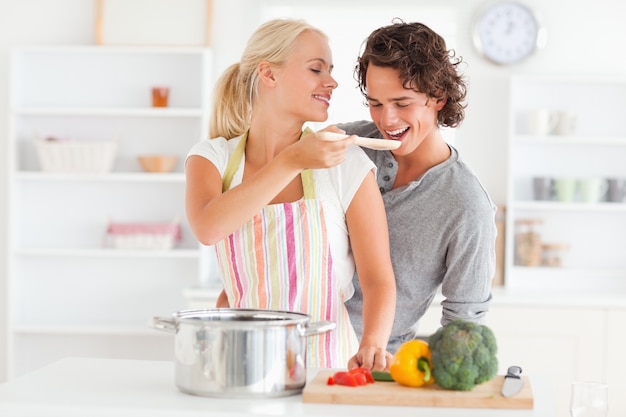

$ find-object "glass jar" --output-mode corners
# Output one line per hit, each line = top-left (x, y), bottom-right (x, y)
(541, 243), (570, 267)
(514, 218), (543, 266)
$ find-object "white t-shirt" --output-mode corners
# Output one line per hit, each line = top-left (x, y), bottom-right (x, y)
(186, 134), (375, 299)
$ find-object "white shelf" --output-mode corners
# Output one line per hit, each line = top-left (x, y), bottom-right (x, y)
(512, 201), (626, 212)
(14, 248), (199, 258)
(510, 265), (626, 275)
(15, 172), (186, 183)
(513, 134), (626, 146)
(12, 325), (169, 337)
(505, 75), (626, 292)
(5, 46), (212, 379)
(14, 107), (204, 117)
(15, 44), (211, 54)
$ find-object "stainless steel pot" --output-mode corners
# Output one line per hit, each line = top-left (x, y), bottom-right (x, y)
(151, 308), (335, 398)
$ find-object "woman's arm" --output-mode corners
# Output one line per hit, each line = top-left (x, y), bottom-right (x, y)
(185, 152), (299, 245)
(345, 171), (396, 371)
(185, 132), (354, 246)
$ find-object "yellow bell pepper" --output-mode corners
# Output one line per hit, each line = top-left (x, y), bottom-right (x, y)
(389, 339), (434, 387)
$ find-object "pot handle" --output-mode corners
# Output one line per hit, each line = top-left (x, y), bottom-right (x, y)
(150, 316), (178, 333)
(304, 320), (336, 337)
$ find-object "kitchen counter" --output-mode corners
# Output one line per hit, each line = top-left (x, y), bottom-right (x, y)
(489, 287), (626, 308)
(187, 285), (626, 309)
(0, 357), (556, 417)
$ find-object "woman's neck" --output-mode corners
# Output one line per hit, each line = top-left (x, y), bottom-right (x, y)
(246, 118), (303, 166)
(243, 118), (307, 203)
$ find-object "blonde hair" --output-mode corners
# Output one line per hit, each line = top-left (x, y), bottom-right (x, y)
(209, 18), (327, 139)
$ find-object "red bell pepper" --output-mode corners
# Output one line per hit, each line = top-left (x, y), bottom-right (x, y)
(349, 367), (375, 383)
(326, 368), (375, 387)
(328, 371), (358, 387)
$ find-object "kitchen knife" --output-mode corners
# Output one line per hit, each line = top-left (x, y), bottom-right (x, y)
(501, 365), (524, 397)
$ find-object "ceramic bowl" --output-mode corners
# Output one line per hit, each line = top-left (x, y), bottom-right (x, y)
(138, 155), (178, 173)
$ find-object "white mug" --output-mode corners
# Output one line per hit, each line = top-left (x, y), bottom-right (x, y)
(578, 178), (608, 203)
(527, 109), (558, 135)
(554, 111), (578, 136)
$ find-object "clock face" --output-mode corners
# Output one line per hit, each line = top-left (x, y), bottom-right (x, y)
(473, 1), (544, 65)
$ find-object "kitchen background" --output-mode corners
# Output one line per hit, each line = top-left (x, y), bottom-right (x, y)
(1, 0), (625, 415)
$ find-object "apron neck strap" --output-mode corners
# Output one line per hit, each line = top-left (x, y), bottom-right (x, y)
(222, 130), (248, 193)
(222, 128), (316, 200)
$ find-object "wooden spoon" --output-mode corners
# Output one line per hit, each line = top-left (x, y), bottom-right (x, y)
(316, 131), (400, 151)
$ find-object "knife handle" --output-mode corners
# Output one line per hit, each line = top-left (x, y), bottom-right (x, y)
(505, 365), (523, 378)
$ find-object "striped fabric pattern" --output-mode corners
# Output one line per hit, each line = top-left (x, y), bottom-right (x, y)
(214, 200), (358, 368)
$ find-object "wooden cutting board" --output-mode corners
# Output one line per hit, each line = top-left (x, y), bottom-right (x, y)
(302, 370), (533, 409)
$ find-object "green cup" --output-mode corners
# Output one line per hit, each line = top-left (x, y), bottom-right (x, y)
(578, 178), (608, 203)
(554, 178), (577, 202)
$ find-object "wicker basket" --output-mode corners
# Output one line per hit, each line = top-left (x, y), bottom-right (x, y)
(105, 221), (181, 250)
(35, 139), (117, 174)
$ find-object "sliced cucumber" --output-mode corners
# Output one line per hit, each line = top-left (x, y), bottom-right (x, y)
(371, 370), (394, 382)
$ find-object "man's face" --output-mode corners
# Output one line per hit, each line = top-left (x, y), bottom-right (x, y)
(365, 64), (444, 156)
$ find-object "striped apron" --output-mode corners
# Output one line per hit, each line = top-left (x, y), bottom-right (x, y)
(214, 130), (358, 368)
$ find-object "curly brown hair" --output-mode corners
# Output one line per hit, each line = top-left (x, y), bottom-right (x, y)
(356, 20), (467, 128)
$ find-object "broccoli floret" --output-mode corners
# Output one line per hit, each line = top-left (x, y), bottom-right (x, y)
(428, 319), (498, 391)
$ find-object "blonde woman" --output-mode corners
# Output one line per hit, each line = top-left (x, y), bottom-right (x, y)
(185, 18), (395, 370)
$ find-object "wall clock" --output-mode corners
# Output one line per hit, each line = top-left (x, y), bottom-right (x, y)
(472, 1), (546, 65)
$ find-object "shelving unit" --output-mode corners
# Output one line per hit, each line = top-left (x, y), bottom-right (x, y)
(505, 75), (626, 291)
(5, 46), (217, 378)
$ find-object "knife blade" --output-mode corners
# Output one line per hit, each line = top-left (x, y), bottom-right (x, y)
(501, 365), (524, 397)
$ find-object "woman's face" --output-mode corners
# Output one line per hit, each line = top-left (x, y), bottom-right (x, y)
(365, 64), (444, 156)
(273, 30), (338, 123)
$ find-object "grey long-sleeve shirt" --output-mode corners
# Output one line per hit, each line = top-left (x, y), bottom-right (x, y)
(339, 121), (496, 353)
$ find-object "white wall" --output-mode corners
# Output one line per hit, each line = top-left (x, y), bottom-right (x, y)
(1, 0), (626, 382)
(0, 0), (97, 384)
(210, 0), (626, 203)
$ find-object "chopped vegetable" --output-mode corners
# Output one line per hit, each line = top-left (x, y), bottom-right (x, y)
(328, 371), (358, 387)
(349, 367), (374, 383)
(326, 368), (375, 387)
(351, 371), (367, 386)
(389, 339), (434, 387)
(371, 370), (394, 382)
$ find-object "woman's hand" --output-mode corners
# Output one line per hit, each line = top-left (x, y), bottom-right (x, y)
(284, 126), (356, 170)
(348, 346), (393, 372)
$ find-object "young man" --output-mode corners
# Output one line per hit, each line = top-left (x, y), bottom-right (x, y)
(340, 21), (497, 353)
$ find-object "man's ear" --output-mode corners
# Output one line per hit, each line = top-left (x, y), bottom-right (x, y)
(435, 96), (447, 111)
(258, 61), (277, 86)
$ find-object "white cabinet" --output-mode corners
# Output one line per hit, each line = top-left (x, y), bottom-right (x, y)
(421, 300), (615, 417)
(5, 46), (214, 378)
(486, 305), (605, 417)
(606, 309), (626, 416)
(505, 75), (626, 292)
